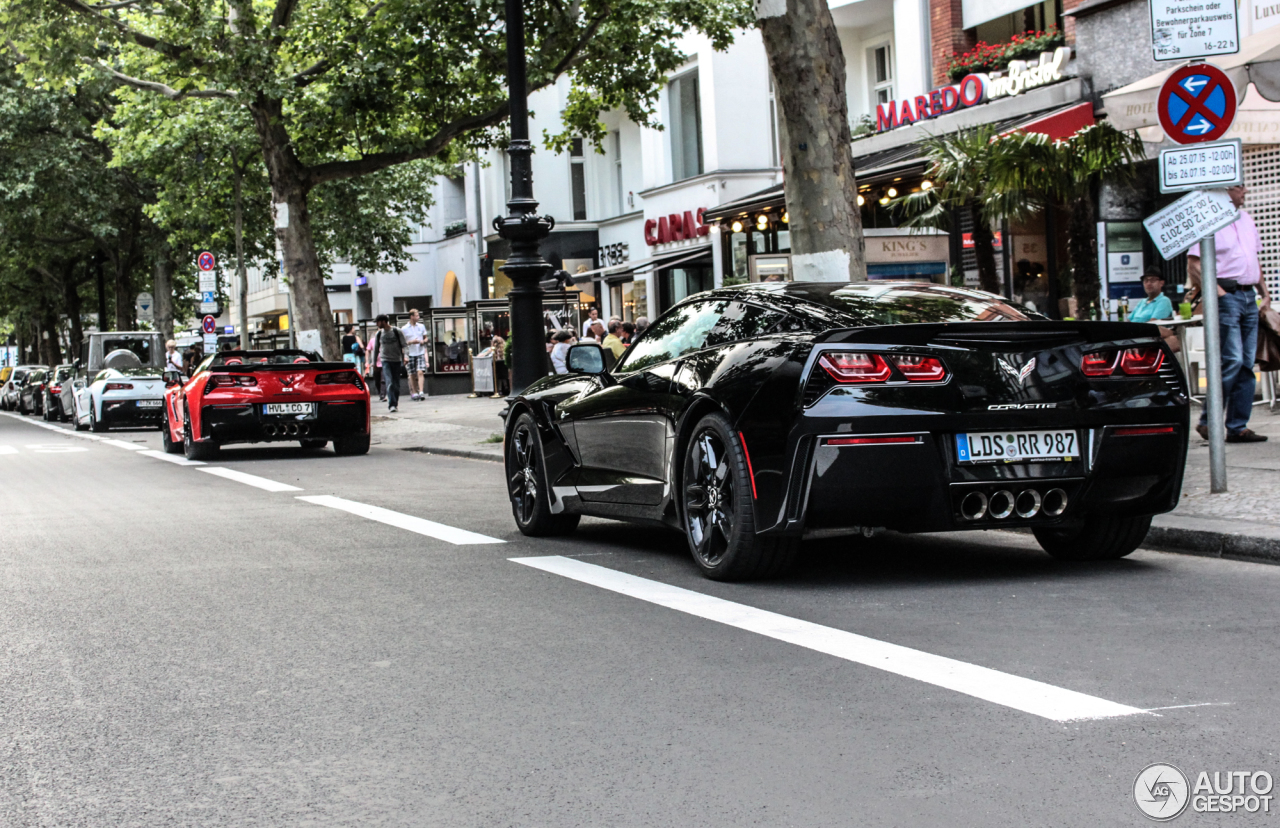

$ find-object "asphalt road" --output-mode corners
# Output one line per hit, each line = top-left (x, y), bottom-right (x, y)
(1, 411), (1277, 827)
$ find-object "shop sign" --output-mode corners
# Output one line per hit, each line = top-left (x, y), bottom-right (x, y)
(598, 242), (630, 266)
(875, 47), (1070, 133)
(961, 231), (1004, 250)
(864, 235), (950, 264)
(645, 208), (711, 246)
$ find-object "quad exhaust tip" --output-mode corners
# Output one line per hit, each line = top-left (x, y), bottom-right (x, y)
(988, 490), (1015, 520)
(959, 487), (1069, 521)
(1015, 489), (1042, 519)
(960, 491), (988, 521)
(1043, 488), (1068, 517)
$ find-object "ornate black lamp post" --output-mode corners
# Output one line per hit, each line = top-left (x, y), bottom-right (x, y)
(493, 0), (555, 395)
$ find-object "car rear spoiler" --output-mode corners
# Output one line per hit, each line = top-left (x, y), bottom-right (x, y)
(814, 321), (1163, 347)
(208, 362), (355, 372)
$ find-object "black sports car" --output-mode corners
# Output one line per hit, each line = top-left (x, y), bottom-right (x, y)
(505, 282), (1188, 580)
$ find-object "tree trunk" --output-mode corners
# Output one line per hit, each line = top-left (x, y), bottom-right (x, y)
(1067, 194), (1099, 318)
(970, 203), (1000, 295)
(249, 98), (338, 359)
(62, 261), (84, 359)
(232, 150), (251, 350)
(40, 308), (60, 366)
(758, 0), (866, 282)
(154, 246), (175, 344)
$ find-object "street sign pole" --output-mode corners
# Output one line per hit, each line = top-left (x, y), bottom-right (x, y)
(1199, 236), (1228, 492)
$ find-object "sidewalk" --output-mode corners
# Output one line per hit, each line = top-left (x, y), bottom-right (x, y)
(374, 391), (1280, 564)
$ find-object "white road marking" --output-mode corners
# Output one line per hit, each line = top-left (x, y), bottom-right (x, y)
(199, 467), (301, 492)
(511, 556), (1151, 723)
(137, 450), (205, 466)
(296, 495), (504, 545)
(0, 413), (104, 440)
(25, 444), (89, 453)
(0, 445), (17, 455)
(102, 439), (146, 451)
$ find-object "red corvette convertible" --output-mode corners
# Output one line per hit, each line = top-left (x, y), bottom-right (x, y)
(161, 349), (371, 460)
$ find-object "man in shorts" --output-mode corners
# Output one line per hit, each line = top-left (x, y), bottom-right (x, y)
(402, 309), (428, 400)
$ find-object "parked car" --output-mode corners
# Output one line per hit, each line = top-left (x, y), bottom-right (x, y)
(64, 332), (166, 432)
(42, 364), (74, 422)
(0, 365), (46, 411)
(162, 349), (371, 460)
(504, 282), (1189, 580)
(18, 369), (49, 416)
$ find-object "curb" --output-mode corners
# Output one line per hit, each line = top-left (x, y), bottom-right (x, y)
(1143, 526), (1280, 565)
(399, 445), (503, 463)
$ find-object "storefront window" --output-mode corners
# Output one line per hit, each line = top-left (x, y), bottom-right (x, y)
(730, 232), (749, 283)
(431, 315), (472, 374)
(659, 265), (713, 311)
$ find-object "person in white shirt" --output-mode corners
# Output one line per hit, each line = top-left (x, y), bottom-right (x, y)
(581, 307), (601, 339)
(550, 329), (575, 374)
(164, 340), (183, 373)
(402, 309), (428, 401)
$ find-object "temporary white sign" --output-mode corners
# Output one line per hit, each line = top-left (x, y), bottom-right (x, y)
(1150, 0), (1240, 61)
(274, 202), (290, 229)
(1159, 138), (1243, 192)
(135, 292), (154, 322)
(1143, 188), (1240, 258)
(296, 329), (322, 354)
(202, 333), (218, 353)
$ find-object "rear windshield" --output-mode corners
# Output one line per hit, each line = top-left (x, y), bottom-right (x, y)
(102, 338), (156, 365)
(796, 284), (1032, 328)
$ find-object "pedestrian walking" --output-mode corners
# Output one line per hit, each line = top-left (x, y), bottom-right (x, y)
(341, 324), (365, 374)
(1187, 184), (1273, 443)
(163, 340), (183, 373)
(491, 334), (508, 397)
(376, 314), (408, 412)
(366, 326), (385, 400)
(402, 309), (428, 400)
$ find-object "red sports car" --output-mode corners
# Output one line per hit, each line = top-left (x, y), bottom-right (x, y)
(161, 349), (371, 460)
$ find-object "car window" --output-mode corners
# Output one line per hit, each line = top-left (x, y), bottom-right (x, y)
(615, 300), (723, 374)
(704, 301), (784, 348)
(102, 338), (155, 365)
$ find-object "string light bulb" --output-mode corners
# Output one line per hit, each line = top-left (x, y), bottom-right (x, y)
(921, 180), (933, 190)
(782, 211), (789, 223)
(857, 195), (865, 206)
(731, 220), (743, 233)
(887, 187), (898, 198)
(756, 214), (769, 229)
(878, 196), (890, 206)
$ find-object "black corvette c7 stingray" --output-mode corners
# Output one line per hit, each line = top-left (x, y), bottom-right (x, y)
(504, 282), (1189, 581)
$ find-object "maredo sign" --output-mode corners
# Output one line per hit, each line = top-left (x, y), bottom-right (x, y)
(876, 47), (1070, 133)
(645, 208), (711, 246)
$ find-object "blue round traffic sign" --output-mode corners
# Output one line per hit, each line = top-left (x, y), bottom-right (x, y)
(198, 251), (216, 272)
(1158, 63), (1237, 145)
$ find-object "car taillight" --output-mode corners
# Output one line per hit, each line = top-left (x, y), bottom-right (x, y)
(49, 387), (60, 394)
(1119, 346), (1164, 375)
(105, 382), (134, 391)
(205, 374), (257, 392)
(889, 354), (947, 382)
(315, 371), (364, 389)
(1080, 351), (1119, 377)
(1081, 347), (1164, 377)
(818, 352), (892, 383)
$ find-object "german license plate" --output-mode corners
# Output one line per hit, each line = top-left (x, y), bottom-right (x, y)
(956, 430), (1078, 463)
(136, 399), (162, 408)
(264, 402), (315, 416)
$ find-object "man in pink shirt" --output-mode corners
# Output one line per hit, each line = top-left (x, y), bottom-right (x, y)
(1187, 185), (1273, 443)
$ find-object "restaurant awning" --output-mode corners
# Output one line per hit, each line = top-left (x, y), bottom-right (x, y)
(1102, 24), (1280, 132)
(569, 243), (713, 281)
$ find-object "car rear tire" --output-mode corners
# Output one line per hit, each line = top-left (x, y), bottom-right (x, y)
(682, 413), (798, 581)
(507, 413), (579, 536)
(182, 407), (219, 461)
(1033, 515), (1152, 561)
(332, 433), (370, 456)
(299, 439), (328, 450)
(89, 405), (107, 432)
(160, 409), (182, 454)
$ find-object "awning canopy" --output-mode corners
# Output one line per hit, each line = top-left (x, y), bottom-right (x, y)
(1102, 25), (1280, 132)
(570, 243), (712, 281)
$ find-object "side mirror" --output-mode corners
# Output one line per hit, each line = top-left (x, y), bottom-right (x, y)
(163, 370), (183, 388)
(567, 343), (606, 375)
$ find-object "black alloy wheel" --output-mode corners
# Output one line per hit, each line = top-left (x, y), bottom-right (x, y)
(1032, 514), (1153, 561)
(160, 408), (182, 454)
(681, 413), (797, 581)
(506, 413), (579, 536)
(89, 403), (107, 433)
(182, 405), (218, 461)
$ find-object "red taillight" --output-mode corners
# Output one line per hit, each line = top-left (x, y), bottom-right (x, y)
(316, 371), (365, 389)
(49, 387), (60, 394)
(824, 435), (922, 446)
(890, 354), (947, 382)
(205, 374), (257, 392)
(819, 352), (892, 383)
(105, 382), (134, 391)
(1080, 351), (1119, 377)
(1119, 346), (1164, 375)
(1114, 425), (1176, 436)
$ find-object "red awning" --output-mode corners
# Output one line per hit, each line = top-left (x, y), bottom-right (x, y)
(1002, 102), (1096, 141)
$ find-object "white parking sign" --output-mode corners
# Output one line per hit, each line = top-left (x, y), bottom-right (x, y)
(1143, 188), (1239, 259)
